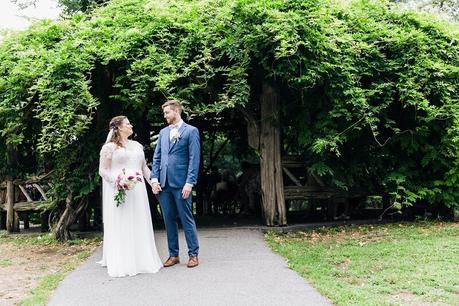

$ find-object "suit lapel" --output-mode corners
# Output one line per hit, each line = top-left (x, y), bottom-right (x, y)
(168, 123), (187, 154)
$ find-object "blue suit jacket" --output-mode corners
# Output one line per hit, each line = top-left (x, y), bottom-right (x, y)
(151, 122), (201, 188)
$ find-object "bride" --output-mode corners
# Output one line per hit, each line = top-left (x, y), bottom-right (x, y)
(98, 115), (162, 277)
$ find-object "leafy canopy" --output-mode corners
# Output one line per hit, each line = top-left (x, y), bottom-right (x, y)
(0, 0), (458, 212)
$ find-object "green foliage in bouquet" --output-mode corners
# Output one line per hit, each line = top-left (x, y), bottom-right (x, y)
(113, 189), (126, 207)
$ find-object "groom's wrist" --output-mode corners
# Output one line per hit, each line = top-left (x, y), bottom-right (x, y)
(151, 178), (159, 184)
(185, 183), (193, 188)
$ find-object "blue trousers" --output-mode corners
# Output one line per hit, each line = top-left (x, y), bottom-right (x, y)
(159, 186), (199, 257)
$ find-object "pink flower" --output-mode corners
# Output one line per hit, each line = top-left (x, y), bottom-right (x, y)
(113, 169), (143, 207)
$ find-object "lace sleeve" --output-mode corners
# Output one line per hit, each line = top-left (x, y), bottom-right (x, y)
(142, 158), (151, 181)
(99, 143), (116, 184)
(136, 141), (151, 181)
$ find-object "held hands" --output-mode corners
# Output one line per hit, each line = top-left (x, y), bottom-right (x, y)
(151, 182), (162, 194)
(151, 182), (191, 199)
(182, 184), (192, 199)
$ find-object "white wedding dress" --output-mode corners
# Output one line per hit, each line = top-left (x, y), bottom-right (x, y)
(98, 140), (162, 277)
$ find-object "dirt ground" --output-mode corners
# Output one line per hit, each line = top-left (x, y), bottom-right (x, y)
(0, 230), (99, 306)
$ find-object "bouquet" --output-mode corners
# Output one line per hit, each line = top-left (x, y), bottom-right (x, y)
(114, 168), (143, 207)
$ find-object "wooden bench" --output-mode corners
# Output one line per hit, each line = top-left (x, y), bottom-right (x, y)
(0, 173), (51, 232)
(281, 157), (366, 219)
(284, 186), (362, 200)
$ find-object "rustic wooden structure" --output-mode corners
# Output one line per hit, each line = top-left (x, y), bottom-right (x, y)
(0, 173), (51, 233)
(240, 82), (367, 226)
(281, 157), (361, 200)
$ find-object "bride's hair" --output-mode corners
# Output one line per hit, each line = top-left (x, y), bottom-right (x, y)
(108, 115), (127, 147)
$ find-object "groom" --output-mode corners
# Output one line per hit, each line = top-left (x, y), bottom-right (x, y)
(151, 99), (200, 268)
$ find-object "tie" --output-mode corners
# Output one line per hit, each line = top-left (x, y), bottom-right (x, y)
(170, 124), (178, 129)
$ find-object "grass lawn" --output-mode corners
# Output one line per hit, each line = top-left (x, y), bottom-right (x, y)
(266, 222), (459, 306)
(0, 231), (101, 306)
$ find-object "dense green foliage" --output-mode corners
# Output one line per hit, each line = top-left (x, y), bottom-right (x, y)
(0, 0), (458, 219)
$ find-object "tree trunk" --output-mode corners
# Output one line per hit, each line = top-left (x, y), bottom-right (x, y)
(259, 82), (287, 226)
(6, 180), (15, 233)
(54, 193), (88, 241)
(6, 144), (19, 233)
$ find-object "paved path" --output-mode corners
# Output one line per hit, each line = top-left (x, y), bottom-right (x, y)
(49, 228), (331, 306)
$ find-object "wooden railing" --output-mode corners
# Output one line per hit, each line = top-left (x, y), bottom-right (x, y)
(281, 157), (366, 200)
(0, 173), (51, 233)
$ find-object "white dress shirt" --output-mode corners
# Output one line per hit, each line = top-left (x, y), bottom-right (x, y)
(169, 119), (183, 141)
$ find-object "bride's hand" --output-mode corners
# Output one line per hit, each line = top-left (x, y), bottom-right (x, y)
(152, 182), (162, 194)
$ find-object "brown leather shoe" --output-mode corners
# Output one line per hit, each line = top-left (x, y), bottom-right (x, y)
(163, 256), (180, 267)
(187, 256), (199, 268)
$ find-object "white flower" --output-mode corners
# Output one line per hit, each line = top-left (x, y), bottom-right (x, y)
(171, 128), (181, 142)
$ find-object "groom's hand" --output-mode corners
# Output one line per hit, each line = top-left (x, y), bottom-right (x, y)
(182, 185), (192, 199)
(152, 182), (162, 194)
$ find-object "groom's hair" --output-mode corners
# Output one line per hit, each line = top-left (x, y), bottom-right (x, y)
(162, 100), (182, 114)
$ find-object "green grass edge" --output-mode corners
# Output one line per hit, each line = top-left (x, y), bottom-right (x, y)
(18, 250), (94, 306)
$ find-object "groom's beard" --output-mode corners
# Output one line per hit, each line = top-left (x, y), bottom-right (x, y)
(166, 117), (178, 125)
